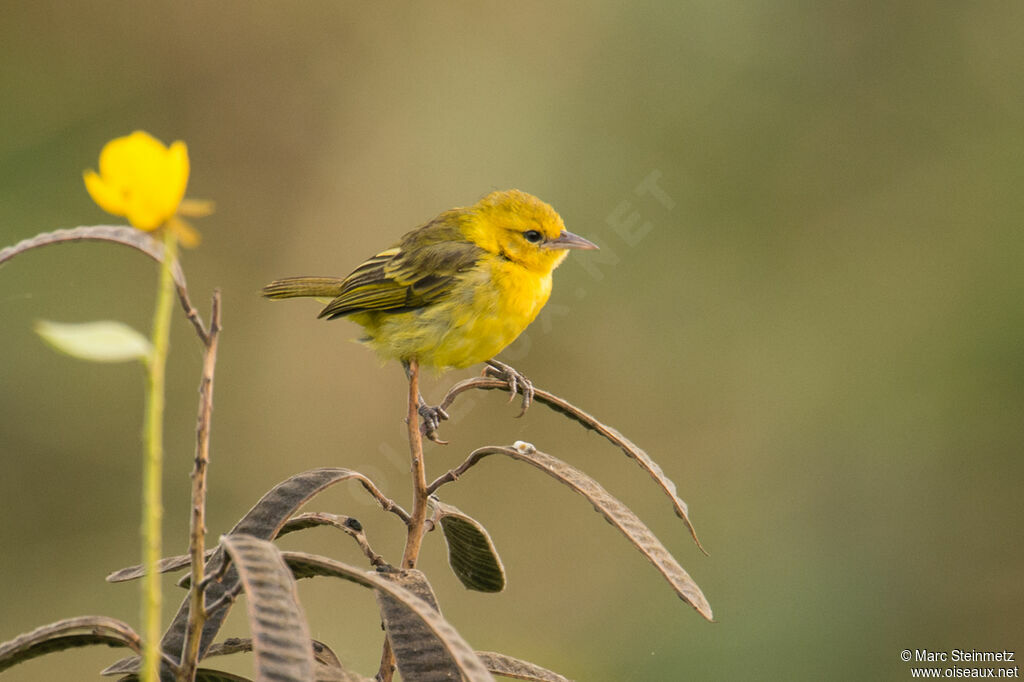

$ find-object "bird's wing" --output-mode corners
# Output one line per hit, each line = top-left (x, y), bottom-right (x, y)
(318, 236), (484, 319)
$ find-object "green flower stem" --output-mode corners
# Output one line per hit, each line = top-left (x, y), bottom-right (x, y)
(141, 227), (178, 682)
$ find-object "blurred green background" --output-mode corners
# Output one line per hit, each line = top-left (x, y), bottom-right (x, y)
(2, 2), (1022, 680)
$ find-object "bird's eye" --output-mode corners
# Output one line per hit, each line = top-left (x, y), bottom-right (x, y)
(523, 230), (543, 244)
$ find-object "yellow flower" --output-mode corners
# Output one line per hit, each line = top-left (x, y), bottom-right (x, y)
(84, 131), (207, 247)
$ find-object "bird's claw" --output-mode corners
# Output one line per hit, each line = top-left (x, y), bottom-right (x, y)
(418, 403), (450, 444)
(485, 360), (534, 418)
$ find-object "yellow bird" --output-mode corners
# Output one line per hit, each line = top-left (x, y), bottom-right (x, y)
(263, 189), (597, 436)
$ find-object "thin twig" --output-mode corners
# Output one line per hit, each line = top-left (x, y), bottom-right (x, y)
(354, 476), (412, 525)
(426, 452), (486, 495)
(179, 291), (222, 682)
(202, 585), (239, 619)
(196, 551), (232, 592)
(174, 277), (209, 344)
(280, 512), (388, 567)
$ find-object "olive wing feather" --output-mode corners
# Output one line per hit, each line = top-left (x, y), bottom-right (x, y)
(318, 237), (484, 319)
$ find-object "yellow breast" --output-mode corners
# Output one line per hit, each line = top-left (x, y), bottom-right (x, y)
(352, 253), (553, 369)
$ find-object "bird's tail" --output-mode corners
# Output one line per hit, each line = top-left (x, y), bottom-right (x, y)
(262, 276), (346, 300)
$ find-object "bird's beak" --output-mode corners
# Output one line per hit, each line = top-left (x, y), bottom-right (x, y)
(546, 230), (599, 250)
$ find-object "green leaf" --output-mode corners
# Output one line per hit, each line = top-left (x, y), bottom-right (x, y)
(34, 320), (152, 363)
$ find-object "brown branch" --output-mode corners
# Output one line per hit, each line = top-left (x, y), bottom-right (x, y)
(378, 359), (432, 682)
(178, 291), (221, 682)
(401, 359), (430, 568)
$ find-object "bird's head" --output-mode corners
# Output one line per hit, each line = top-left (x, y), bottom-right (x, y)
(463, 189), (597, 274)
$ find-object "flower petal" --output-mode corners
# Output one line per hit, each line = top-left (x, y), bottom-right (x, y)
(98, 131), (162, 184)
(178, 198), (215, 218)
(165, 140), (190, 208)
(86, 131), (191, 230)
(167, 216), (202, 248)
(125, 203), (163, 231)
(83, 169), (127, 217)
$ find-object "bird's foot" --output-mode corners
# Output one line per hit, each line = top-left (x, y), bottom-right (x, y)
(418, 400), (450, 445)
(484, 360), (534, 418)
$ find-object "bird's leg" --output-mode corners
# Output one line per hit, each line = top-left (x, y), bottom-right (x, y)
(402, 361), (449, 443)
(418, 397), (450, 444)
(484, 359), (534, 418)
